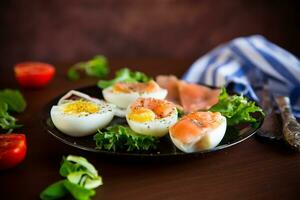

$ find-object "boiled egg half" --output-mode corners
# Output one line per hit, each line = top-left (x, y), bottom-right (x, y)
(126, 97), (178, 137)
(102, 80), (167, 117)
(169, 111), (227, 153)
(50, 90), (115, 137)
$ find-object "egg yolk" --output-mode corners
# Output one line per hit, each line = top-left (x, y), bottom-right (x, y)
(128, 107), (156, 122)
(63, 100), (100, 115)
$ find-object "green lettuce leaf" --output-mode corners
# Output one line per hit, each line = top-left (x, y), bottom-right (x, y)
(40, 155), (102, 200)
(40, 180), (68, 200)
(209, 87), (264, 126)
(94, 125), (158, 152)
(59, 159), (86, 177)
(97, 68), (151, 89)
(0, 89), (26, 113)
(0, 101), (22, 130)
(67, 68), (80, 81)
(64, 180), (96, 200)
(67, 55), (109, 80)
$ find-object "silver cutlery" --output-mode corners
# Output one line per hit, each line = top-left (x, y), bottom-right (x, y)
(256, 88), (282, 140)
(275, 96), (300, 151)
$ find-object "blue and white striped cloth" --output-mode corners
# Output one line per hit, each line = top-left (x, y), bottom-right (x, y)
(182, 35), (300, 117)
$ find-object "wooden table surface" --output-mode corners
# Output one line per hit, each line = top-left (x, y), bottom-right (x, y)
(0, 59), (299, 200)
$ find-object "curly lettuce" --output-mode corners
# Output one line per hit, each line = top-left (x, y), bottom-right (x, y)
(209, 87), (264, 126)
(94, 125), (158, 152)
(97, 68), (151, 89)
(67, 55), (109, 81)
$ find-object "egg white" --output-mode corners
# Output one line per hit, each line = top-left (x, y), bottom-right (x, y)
(169, 115), (227, 153)
(102, 86), (167, 109)
(58, 90), (102, 105)
(126, 106), (178, 137)
(50, 101), (115, 137)
(113, 106), (127, 118)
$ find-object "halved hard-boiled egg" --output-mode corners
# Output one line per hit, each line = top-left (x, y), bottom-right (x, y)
(50, 90), (115, 137)
(102, 80), (167, 117)
(169, 111), (226, 153)
(126, 97), (178, 137)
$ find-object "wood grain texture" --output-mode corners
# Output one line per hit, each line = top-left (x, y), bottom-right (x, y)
(0, 59), (299, 200)
(0, 0), (299, 67)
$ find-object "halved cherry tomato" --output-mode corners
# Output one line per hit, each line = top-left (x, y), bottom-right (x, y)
(0, 134), (27, 170)
(14, 62), (55, 88)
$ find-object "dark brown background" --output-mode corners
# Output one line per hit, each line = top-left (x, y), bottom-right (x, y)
(0, 0), (299, 68)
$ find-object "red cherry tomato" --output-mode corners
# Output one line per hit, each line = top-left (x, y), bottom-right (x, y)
(0, 134), (27, 170)
(14, 62), (55, 88)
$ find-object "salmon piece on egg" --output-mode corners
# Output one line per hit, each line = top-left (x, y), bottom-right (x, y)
(169, 111), (226, 152)
(113, 80), (160, 93)
(126, 97), (178, 137)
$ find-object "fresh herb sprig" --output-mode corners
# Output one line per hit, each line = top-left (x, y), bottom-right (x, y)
(209, 87), (264, 126)
(67, 55), (109, 81)
(0, 89), (26, 131)
(40, 155), (102, 200)
(0, 102), (22, 130)
(97, 68), (151, 89)
(94, 125), (158, 152)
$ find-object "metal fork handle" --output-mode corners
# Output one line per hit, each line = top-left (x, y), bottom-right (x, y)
(275, 96), (300, 150)
(275, 96), (295, 121)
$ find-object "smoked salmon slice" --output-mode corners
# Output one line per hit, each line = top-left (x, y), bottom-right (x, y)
(156, 75), (181, 105)
(178, 81), (220, 113)
(156, 75), (220, 113)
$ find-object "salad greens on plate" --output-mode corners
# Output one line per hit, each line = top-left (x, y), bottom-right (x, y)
(209, 87), (264, 126)
(97, 68), (151, 89)
(94, 125), (158, 152)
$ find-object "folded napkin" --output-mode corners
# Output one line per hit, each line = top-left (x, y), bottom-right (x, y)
(182, 35), (300, 117)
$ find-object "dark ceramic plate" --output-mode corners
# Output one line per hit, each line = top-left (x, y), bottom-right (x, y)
(42, 85), (263, 158)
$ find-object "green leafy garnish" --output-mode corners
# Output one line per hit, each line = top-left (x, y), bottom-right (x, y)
(67, 55), (109, 81)
(67, 68), (80, 81)
(0, 102), (22, 130)
(64, 180), (96, 200)
(97, 68), (151, 89)
(209, 87), (264, 126)
(40, 155), (102, 200)
(0, 89), (26, 113)
(65, 155), (98, 178)
(59, 159), (86, 178)
(94, 125), (158, 152)
(40, 180), (68, 200)
(176, 107), (185, 118)
(0, 89), (26, 131)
